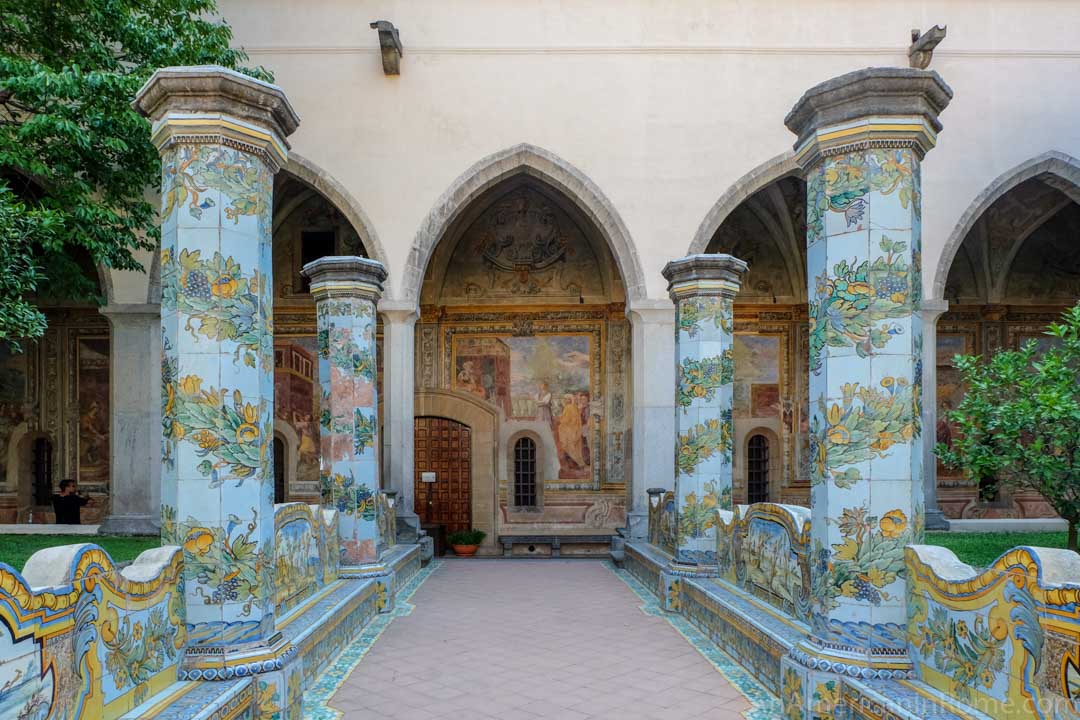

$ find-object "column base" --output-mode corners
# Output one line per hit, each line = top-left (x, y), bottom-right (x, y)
(925, 508), (951, 531)
(97, 513), (160, 536)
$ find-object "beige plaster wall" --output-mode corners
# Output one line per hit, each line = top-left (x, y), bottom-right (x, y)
(187, 0), (1080, 307)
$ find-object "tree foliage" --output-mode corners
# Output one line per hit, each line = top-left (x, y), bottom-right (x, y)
(0, 0), (269, 345)
(936, 303), (1080, 551)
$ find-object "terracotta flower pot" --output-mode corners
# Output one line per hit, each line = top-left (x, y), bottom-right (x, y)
(452, 544), (479, 557)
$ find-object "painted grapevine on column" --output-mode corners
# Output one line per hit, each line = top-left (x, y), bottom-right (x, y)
(664, 257), (746, 568)
(807, 150), (921, 374)
(157, 137), (278, 643)
(806, 149), (926, 629)
(306, 260), (388, 567)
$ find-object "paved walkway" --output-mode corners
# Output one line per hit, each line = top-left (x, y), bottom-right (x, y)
(330, 560), (754, 719)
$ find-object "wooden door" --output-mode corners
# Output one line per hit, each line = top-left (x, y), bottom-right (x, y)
(414, 417), (472, 534)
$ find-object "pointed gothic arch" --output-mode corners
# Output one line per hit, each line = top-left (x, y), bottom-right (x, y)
(402, 144), (646, 307)
(932, 151), (1080, 302)
(687, 151), (802, 256)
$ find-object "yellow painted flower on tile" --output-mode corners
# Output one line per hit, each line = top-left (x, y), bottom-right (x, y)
(236, 403), (260, 443)
(870, 431), (896, 453)
(827, 425), (851, 445)
(179, 375), (203, 395)
(827, 403), (842, 425)
(171, 420), (185, 440)
(184, 528), (214, 556)
(879, 509), (907, 539)
(193, 429), (221, 451)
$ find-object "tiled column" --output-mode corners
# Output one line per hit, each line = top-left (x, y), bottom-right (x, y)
(135, 66), (299, 647)
(302, 256), (388, 567)
(662, 255), (747, 572)
(780, 68), (951, 715)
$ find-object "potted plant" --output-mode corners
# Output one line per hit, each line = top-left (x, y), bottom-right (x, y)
(447, 529), (486, 556)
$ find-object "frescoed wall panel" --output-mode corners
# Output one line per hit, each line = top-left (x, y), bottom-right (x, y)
(0, 311), (110, 523)
(76, 337), (110, 488)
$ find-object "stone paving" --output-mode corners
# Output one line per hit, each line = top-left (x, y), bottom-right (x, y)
(330, 559), (756, 719)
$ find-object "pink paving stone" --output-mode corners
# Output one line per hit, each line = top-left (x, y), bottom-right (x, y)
(330, 560), (757, 719)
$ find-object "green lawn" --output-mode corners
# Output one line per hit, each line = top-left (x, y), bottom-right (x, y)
(925, 531), (1071, 569)
(0, 535), (159, 572)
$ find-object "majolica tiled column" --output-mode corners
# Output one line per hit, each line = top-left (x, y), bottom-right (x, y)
(135, 66), (299, 647)
(302, 256), (387, 567)
(662, 255), (747, 572)
(780, 68), (951, 716)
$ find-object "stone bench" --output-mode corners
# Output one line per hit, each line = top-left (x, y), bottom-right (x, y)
(498, 534), (615, 558)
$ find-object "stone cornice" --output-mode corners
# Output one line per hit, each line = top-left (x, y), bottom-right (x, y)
(302, 256), (387, 302)
(785, 67), (953, 168)
(133, 66), (300, 171)
(662, 254), (748, 300)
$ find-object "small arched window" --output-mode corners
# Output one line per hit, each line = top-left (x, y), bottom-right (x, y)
(747, 434), (769, 505)
(513, 437), (537, 508)
(32, 438), (53, 506)
(273, 437), (286, 504)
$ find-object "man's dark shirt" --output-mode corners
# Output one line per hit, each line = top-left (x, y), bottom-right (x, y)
(52, 494), (88, 524)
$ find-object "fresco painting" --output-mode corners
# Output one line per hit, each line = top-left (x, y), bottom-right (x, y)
(275, 339), (323, 487)
(0, 346), (27, 488)
(733, 335), (780, 419)
(77, 337), (110, 487)
(454, 334), (595, 480)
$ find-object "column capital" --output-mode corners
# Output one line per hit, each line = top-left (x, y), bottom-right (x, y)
(662, 254), (748, 301)
(377, 299), (420, 325)
(920, 298), (950, 325)
(99, 302), (161, 321)
(133, 65), (300, 171)
(785, 67), (953, 169)
(302, 256), (387, 303)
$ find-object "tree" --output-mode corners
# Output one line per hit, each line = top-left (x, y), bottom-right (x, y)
(0, 0), (268, 346)
(936, 303), (1080, 551)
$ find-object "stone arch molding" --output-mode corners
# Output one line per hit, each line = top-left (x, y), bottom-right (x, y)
(687, 151), (802, 256)
(402, 144), (647, 306)
(932, 150), (1080, 302)
(284, 152), (388, 267)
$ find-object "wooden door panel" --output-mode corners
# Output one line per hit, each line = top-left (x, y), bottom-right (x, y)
(414, 416), (472, 535)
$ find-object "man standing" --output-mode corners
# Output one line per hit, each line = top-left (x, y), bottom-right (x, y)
(52, 479), (91, 525)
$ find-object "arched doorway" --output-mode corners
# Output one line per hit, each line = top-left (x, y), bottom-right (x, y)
(411, 152), (634, 551)
(702, 169), (810, 506)
(935, 156), (1080, 519)
(414, 416), (472, 534)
